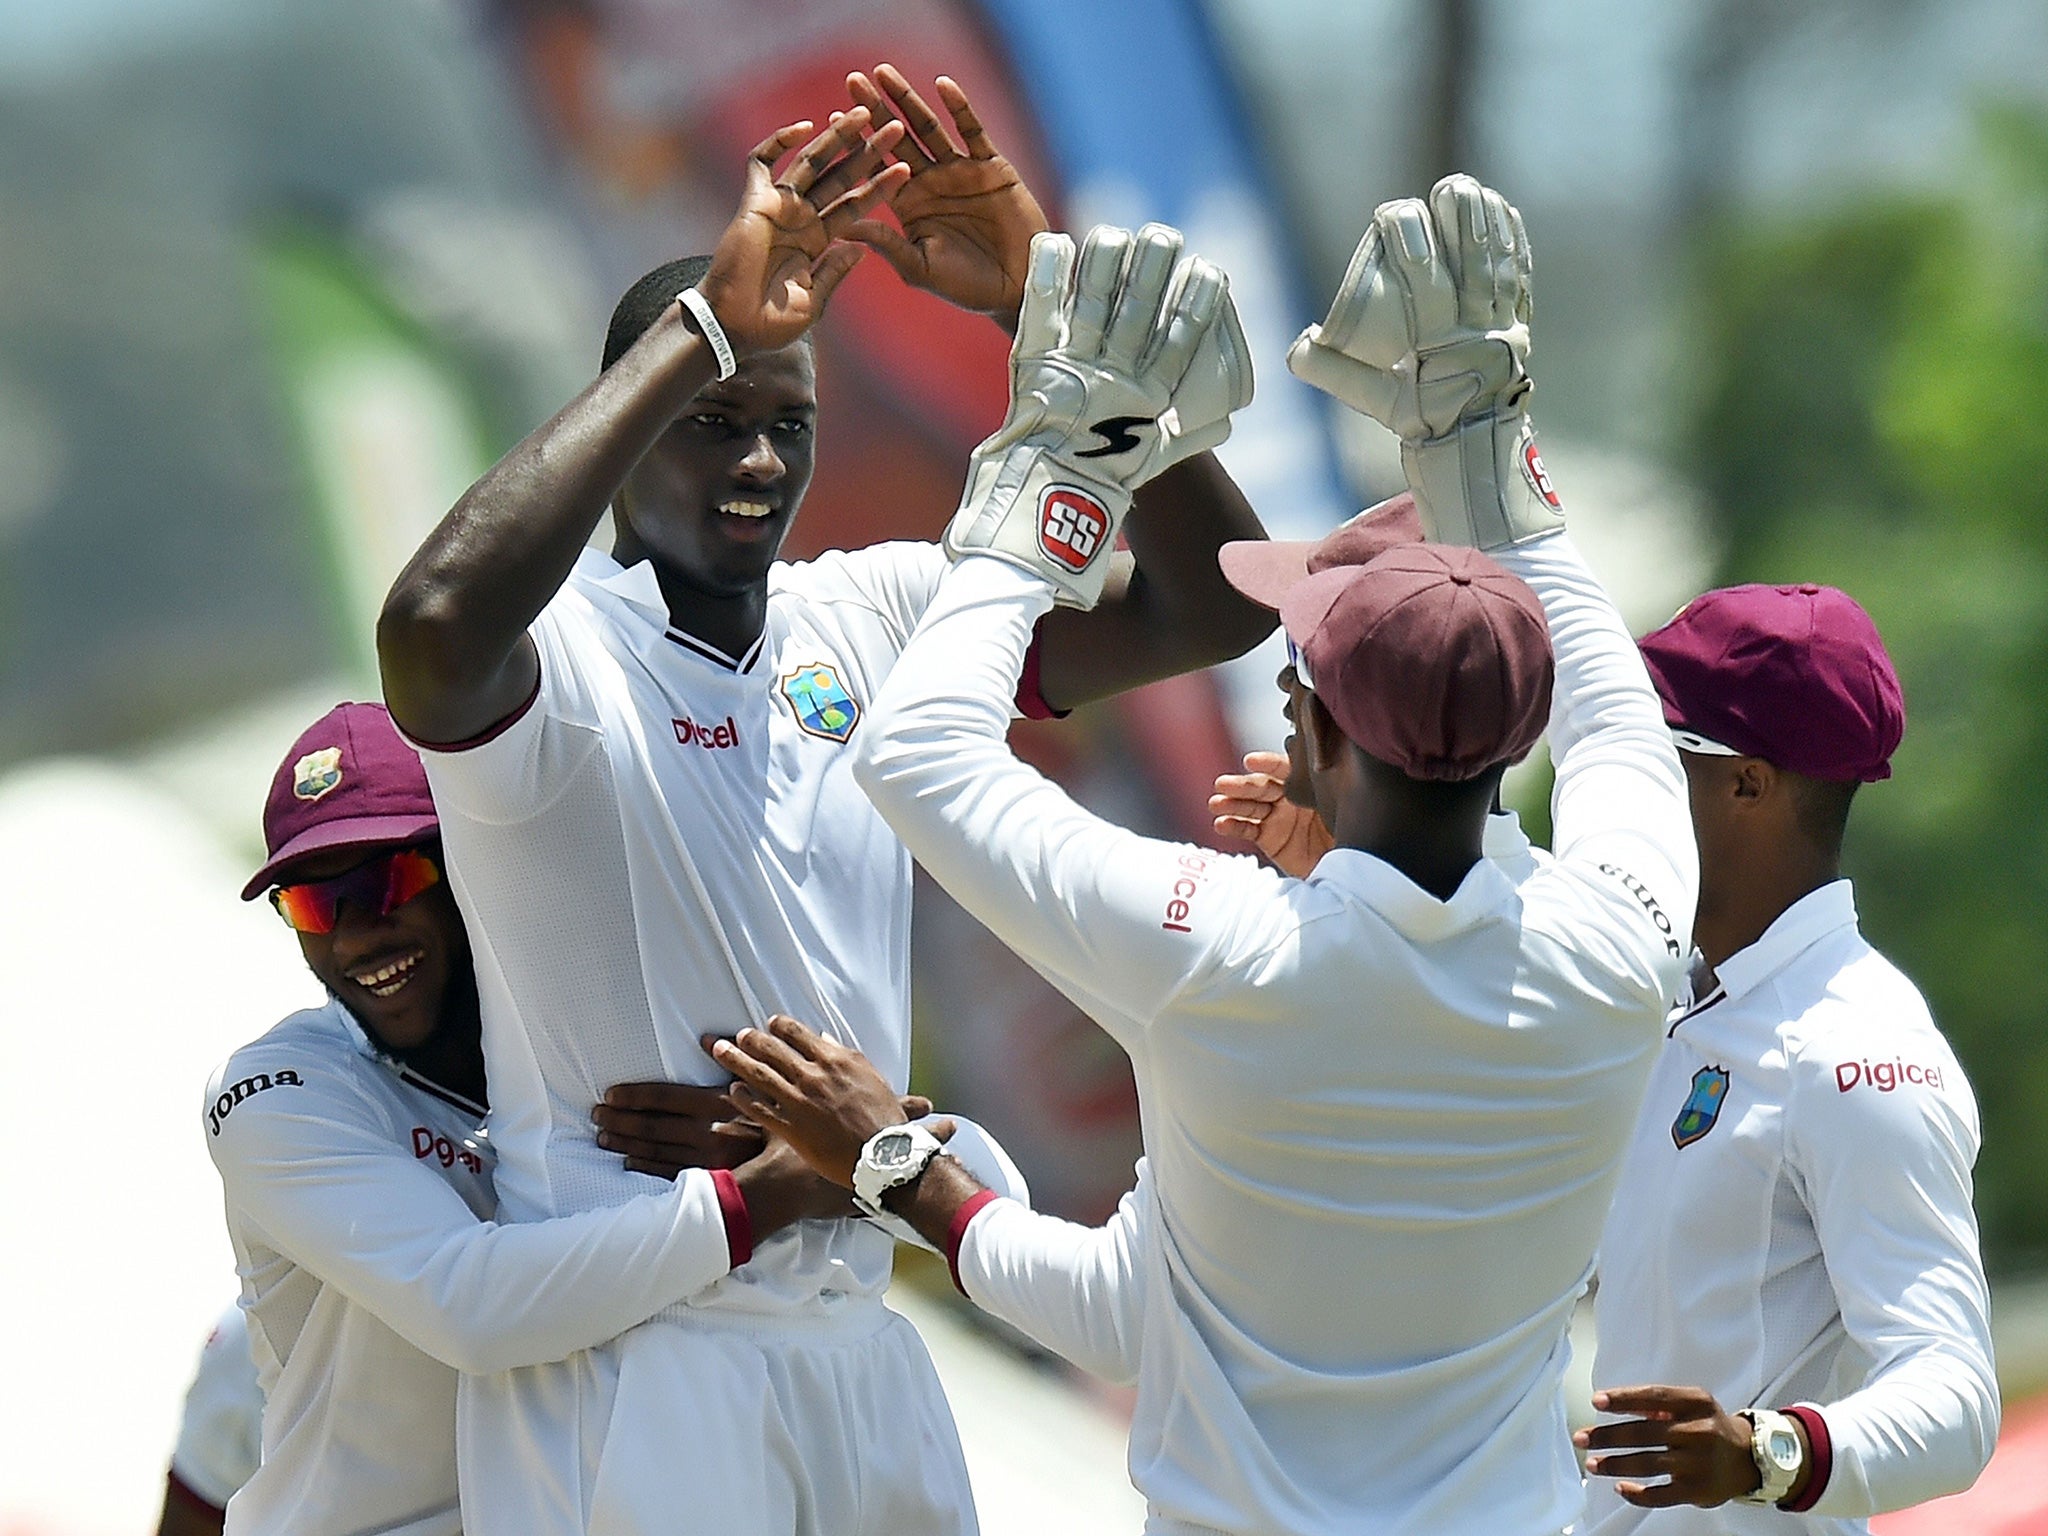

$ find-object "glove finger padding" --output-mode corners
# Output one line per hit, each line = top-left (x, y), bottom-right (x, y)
(1065, 225), (1133, 364)
(1102, 223), (1183, 373)
(943, 225), (1255, 608)
(1288, 174), (1561, 551)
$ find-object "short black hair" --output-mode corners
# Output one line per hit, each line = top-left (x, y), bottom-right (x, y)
(601, 256), (818, 372)
(603, 256), (713, 371)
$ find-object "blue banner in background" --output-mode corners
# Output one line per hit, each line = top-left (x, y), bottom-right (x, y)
(970, 0), (1353, 735)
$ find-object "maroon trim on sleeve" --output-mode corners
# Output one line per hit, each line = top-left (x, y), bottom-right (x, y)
(945, 1189), (1003, 1296)
(407, 669), (544, 753)
(1779, 1405), (1833, 1512)
(711, 1168), (753, 1270)
(165, 1468), (227, 1519)
(1014, 626), (1071, 721)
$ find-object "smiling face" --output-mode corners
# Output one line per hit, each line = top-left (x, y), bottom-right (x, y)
(279, 843), (471, 1056)
(612, 343), (818, 600)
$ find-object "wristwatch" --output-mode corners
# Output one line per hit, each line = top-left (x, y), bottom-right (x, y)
(1737, 1408), (1805, 1505)
(851, 1123), (944, 1218)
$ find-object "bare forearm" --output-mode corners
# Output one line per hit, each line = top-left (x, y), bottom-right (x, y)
(378, 307), (719, 742)
(1035, 451), (1274, 709)
(880, 1155), (989, 1251)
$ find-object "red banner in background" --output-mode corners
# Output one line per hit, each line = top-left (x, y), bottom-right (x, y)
(1871, 1394), (2048, 1536)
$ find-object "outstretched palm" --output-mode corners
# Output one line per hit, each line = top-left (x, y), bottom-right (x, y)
(696, 112), (910, 356)
(843, 66), (1049, 322)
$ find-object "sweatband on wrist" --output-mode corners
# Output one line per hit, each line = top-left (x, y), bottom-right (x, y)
(1779, 1405), (1832, 1512)
(677, 287), (737, 380)
(945, 1189), (1002, 1296)
(710, 1168), (753, 1269)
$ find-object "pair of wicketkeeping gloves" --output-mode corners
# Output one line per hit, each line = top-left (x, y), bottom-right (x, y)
(947, 175), (1566, 608)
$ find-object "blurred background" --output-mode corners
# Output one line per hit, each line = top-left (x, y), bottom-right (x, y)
(3, 0), (2047, 1530)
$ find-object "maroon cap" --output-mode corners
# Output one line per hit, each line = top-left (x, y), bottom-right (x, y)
(242, 702), (439, 899)
(1279, 544), (1554, 781)
(1218, 493), (1424, 608)
(1639, 583), (1904, 783)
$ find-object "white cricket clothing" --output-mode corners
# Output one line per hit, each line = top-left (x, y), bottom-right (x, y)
(956, 813), (1543, 1392)
(456, 1299), (975, 1536)
(1586, 881), (1998, 1535)
(412, 541), (986, 1534)
(852, 538), (1699, 1536)
(413, 543), (946, 1298)
(205, 999), (741, 1536)
(168, 1304), (263, 1511)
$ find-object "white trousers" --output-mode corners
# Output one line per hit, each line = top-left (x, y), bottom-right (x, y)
(458, 1300), (977, 1535)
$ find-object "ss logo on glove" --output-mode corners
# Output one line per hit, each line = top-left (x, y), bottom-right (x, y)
(1038, 487), (1110, 572)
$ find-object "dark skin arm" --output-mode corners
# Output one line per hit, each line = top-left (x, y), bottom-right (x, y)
(591, 1078), (935, 1235)
(1575, 1384), (1814, 1510)
(155, 1477), (224, 1536)
(844, 67), (1276, 710)
(705, 1015), (991, 1252)
(377, 114), (909, 745)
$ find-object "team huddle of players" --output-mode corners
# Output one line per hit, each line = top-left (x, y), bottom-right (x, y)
(174, 66), (1997, 1536)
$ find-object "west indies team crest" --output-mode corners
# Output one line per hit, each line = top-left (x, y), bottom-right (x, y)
(293, 746), (344, 801)
(1671, 1065), (1731, 1149)
(781, 661), (860, 743)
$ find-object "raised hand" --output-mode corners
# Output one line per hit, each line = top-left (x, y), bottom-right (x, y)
(1209, 752), (1333, 877)
(945, 223), (1254, 607)
(695, 111), (911, 357)
(840, 66), (1048, 323)
(1287, 174), (1560, 550)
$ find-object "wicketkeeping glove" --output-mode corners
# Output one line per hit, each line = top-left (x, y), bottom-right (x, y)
(1286, 174), (1563, 551)
(944, 222), (1254, 608)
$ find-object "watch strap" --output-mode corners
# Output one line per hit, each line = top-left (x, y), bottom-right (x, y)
(1737, 1408), (1804, 1505)
(852, 1123), (942, 1216)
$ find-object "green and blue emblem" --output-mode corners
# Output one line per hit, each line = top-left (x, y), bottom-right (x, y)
(781, 661), (860, 743)
(1671, 1065), (1730, 1149)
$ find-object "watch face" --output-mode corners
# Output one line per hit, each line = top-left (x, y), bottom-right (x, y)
(1765, 1427), (1802, 1468)
(873, 1131), (913, 1169)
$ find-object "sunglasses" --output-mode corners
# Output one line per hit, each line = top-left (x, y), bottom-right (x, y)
(270, 848), (442, 935)
(1285, 635), (1316, 693)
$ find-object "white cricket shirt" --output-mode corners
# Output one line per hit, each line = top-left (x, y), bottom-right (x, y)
(205, 998), (740, 1536)
(853, 537), (1699, 1536)
(168, 1303), (263, 1512)
(957, 812), (1548, 1390)
(414, 542), (950, 1315)
(1586, 881), (1998, 1535)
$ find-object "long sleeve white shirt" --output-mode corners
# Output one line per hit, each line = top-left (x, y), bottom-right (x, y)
(205, 999), (742, 1535)
(853, 537), (1697, 1536)
(1586, 882), (1998, 1534)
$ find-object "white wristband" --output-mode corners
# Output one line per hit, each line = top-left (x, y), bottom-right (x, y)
(676, 287), (736, 380)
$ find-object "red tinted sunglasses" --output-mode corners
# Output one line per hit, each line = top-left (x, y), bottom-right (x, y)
(270, 848), (441, 934)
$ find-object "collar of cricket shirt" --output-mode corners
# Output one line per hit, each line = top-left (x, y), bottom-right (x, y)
(1311, 845), (1519, 943)
(1711, 877), (1859, 1005)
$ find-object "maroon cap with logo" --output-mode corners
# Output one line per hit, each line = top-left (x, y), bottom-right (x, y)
(241, 701), (440, 899)
(1639, 582), (1904, 783)
(1274, 544), (1554, 781)
(1217, 493), (1424, 605)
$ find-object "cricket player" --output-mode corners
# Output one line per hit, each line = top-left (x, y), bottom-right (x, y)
(1574, 585), (1998, 1529)
(157, 1305), (262, 1536)
(375, 70), (1270, 1535)
(208, 701), (1022, 1535)
(712, 176), (1701, 1536)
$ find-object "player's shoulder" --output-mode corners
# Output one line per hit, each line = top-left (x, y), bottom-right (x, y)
(1781, 942), (1976, 1136)
(203, 1001), (376, 1142)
